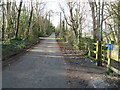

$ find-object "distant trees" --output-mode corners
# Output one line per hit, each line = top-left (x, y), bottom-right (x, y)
(0, 0), (54, 42)
(1, 0), (55, 58)
(59, 1), (84, 48)
(56, 0), (120, 48)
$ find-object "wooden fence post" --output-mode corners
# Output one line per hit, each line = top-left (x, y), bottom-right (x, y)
(107, 48), (111, 70)
(96, 41), (102, 66)
(88, 45), (91, 57)
(118, 45), (119, 58)
(96, 41), (99, 60)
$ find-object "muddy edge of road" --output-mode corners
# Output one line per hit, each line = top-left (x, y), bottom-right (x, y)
(56, 37), (120, 88)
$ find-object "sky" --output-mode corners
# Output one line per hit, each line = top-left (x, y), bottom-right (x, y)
(43, 0), (90, 27)
(43, 0), (65, 27)
(8, 0), (66, 27)
(28, 0), (116, 27)
(2, 0), (117, 31)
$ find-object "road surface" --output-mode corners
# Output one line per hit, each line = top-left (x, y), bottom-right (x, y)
(2, 33), (119, 88)
(3, 33), (69, 88)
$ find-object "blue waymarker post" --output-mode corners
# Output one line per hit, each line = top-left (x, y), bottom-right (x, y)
(108, 44), (113, 50)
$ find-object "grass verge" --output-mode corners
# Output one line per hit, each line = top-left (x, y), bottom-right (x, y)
(2, 37), (40, 61)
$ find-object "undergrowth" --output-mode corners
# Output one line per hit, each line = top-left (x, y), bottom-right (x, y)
(2, 37), (39, 55)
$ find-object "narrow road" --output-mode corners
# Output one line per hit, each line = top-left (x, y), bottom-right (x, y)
(3, 33), (69, 88)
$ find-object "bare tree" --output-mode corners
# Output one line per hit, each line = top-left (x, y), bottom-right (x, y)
(59, 1), (84, 47)
(89, 1), (98, 41)
(105, 1), (120, 45)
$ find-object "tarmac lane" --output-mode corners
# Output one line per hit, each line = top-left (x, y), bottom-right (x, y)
(2, 33), (69, 88)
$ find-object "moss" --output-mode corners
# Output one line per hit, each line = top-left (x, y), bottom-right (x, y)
(103, 70), (113, 75)
(116, 79), (120, 85)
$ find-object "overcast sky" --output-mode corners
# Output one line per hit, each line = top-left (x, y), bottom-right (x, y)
(31, 0), (116, 27)
(44, 0), (65, 27)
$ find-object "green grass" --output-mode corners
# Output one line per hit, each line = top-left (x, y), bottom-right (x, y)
(2, 37), (39, 55)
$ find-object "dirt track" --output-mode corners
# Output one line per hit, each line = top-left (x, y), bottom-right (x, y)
(2, 33), (119, 88)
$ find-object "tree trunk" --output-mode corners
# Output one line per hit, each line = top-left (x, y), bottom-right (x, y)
(2, 4), (5, 41)
(100, 2), (104, 41)
(27, 6), (33, 38)
(15, 0), (22, 39)
(60, 12), (62, 31)
(118, 1), (120, 45)
(6, 2), (11, 39)
(98, 1), (101, 41)
(89, 2), (98, 42)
